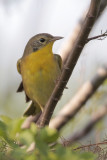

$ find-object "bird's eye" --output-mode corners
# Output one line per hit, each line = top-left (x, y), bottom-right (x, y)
(39, 38), (45, 43)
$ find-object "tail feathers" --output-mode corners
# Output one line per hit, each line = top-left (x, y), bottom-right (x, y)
(23, 101), (41, 116)
(17, 82), (23, 92)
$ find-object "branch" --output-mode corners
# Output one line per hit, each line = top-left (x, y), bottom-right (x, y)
(37, 0), (101, 127)
(22, 113), (41, 129)
(97, 0), (107, 17)
(73, 140), (107, 160)
(61, 0), (107, 63)
(73, 141), (107, 151)
(86, 30), (107, 43)
(49, 66), (107, 130)
(62, 102), (107, 146)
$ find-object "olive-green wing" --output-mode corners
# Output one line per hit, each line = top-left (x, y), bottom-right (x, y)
(17, 57), (40, 116)
(17, 58), (24, 92)
(17, 58), (30, 102)
(17, 58), (24, 91)
(54, 54), (62, 70)
(17, 58), (22, 74)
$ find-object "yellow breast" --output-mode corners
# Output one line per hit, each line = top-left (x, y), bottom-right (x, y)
(20, 43), (61, 108)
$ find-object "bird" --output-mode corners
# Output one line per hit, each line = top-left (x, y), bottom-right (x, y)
(17, 33), (63, 116)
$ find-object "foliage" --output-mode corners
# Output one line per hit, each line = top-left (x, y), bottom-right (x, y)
(0, 116), (96, 160)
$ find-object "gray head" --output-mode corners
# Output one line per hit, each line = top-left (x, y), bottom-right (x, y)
(23, 33), (63, 57)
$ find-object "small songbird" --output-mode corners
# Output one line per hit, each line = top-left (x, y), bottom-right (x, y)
(17, 33), (63, 116)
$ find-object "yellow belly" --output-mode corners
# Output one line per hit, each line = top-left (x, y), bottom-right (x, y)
(20, 49), (61, 110)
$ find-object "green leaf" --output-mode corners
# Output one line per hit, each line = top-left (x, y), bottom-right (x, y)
(30, 123), (38, 135)
(79, 151), (96, 160)
(0, 115), (12, 124)
(7, 117), (25, 138)
(0, 120), (18, 148)
(38, 126), (59, 143)
(19, 129), (34, 146)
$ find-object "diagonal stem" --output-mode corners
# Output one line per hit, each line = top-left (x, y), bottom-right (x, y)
(37, 0), (102, 127)
(49, 66), (107, 130)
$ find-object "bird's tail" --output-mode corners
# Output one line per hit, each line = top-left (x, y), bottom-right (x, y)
(23, 101), (41, 116)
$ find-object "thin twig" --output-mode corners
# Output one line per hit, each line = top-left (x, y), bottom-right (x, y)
(73, 141), (107, 151)
(37, 0), (102, 127)
(86, 30), (107, 43)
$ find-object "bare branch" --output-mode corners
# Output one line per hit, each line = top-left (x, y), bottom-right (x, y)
(49, 66), (107, 130)
(22, 113), (41, 129)
(61, 0), (107, 63)
(73, 141), (107, 151)
(37, 0), (102, 127)
(86, 30), (107, 43)
(73, 140), (107, 160)
(63, 102), (107, 146)
(98, 0), (107, 17)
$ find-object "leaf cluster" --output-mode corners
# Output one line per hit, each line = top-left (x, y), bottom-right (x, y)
(0, 116), (96, 160)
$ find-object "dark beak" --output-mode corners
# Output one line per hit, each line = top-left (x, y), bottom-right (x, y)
(50, 36), (63, 42)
